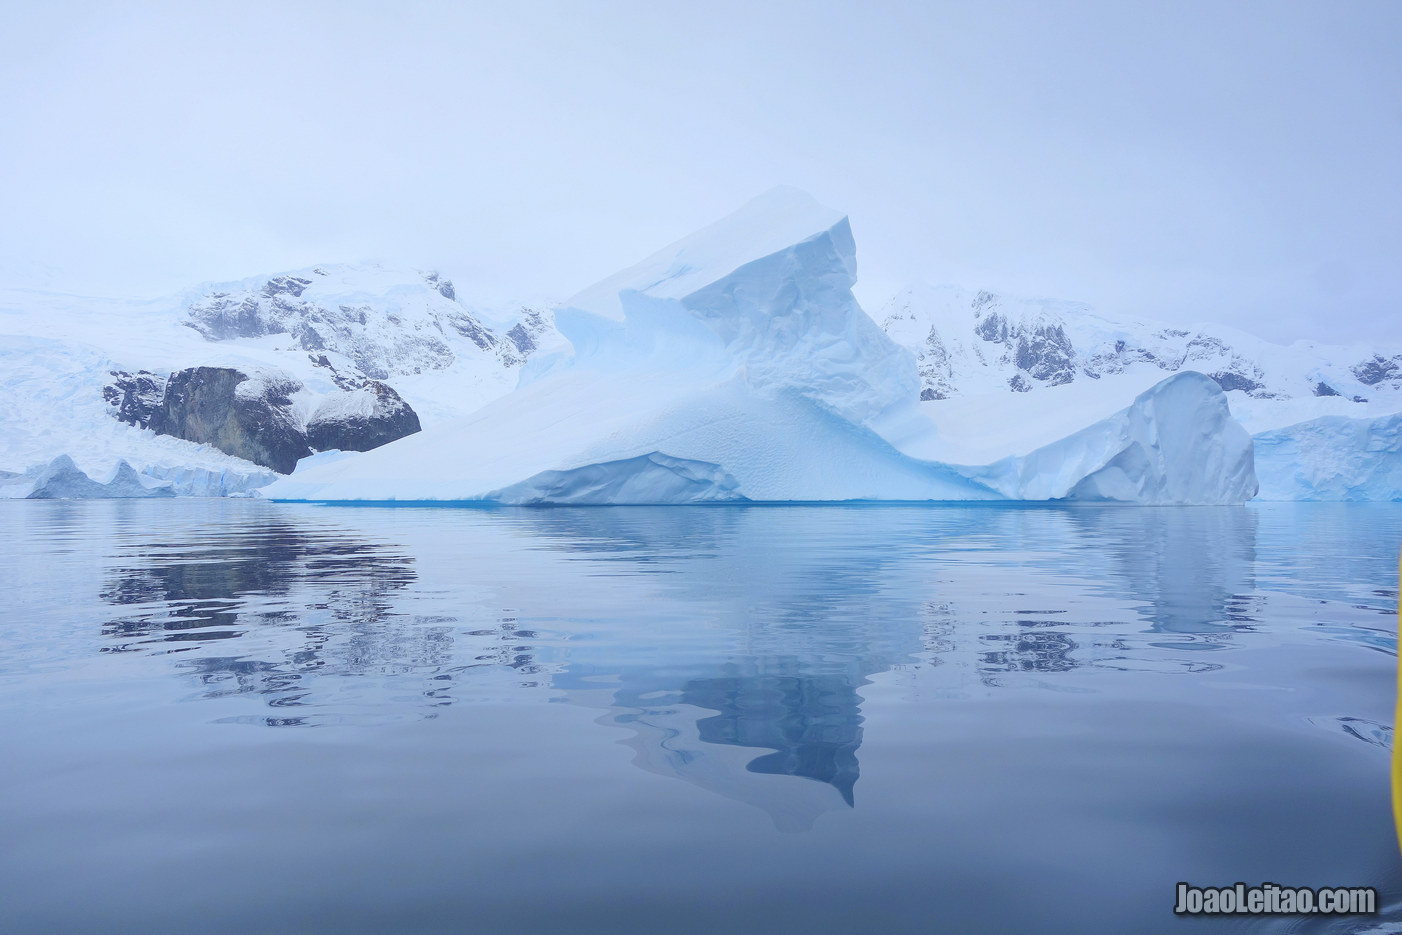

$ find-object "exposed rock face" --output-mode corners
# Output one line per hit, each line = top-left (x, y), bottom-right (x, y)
(149, 367), (311, 474)
(501, 308), (554, 365)
(101, 357), (424, 475)
(1210, 371), (1264, 394)
(440, 309), (496, 352)
(182, 265), (558, 382)
(1353, 354), (1402, 387)
(422, 270), (456, 300)
(306, 381), (422, 453)
(914, 326), (954, 401)
(263, 276), (313, 298)
(879, 284), (1344, 402)
(185, 278), (457, 380)
(102, 370), (166, 429)
(1013, 324), (1076, 385)
(972, 297), (1078, 390)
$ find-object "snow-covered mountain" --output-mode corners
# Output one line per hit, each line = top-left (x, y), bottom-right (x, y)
(182, 265), (556, 382)
(0, 263), (561, 494)
(878, 281), (1400, 410)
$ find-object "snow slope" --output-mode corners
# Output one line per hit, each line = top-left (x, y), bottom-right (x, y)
(269, 190), (1257, 505)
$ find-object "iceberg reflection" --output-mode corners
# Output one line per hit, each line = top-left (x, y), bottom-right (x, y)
(68, 499), (1372, 826)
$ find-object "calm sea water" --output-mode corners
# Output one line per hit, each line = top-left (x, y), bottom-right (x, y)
(1, 500), (1399, 934)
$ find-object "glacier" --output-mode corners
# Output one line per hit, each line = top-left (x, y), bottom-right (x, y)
(268, 189), (1259, 506)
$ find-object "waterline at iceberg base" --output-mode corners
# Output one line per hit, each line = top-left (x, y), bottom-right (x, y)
(268, 189), (1259, 506)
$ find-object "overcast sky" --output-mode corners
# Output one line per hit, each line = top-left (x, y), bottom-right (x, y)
(2, 0), (1398, 343)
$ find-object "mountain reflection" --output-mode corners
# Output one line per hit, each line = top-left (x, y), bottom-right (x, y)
(97, 513), (476, 724)
(79, 500), (1277, 821)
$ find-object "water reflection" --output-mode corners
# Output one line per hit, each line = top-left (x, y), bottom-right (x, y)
(95, 513), (477, 724)
(101, 522), (416, 638)
(1061, 506), (1259, 636)
(6, 499), (1401, 934)
(611, 669), (864, 832)
(49, 500), (1396, 820)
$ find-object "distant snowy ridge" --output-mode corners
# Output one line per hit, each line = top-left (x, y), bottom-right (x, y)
(878, 281), (1400, 406)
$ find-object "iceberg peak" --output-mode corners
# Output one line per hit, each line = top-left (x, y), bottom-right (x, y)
(565, 187), (849, 323)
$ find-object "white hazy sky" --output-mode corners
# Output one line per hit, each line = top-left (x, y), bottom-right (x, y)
(2, 0), (1398, 343)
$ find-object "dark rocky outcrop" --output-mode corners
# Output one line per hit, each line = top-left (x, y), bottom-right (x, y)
(915, 325), (954, 400)
(149, 367), (311, 474)
(102, 370), (167, 429)
(974, 311), (1009, 344)
(508, 308), (551, 355)
(104, 361), (423, 474)
(422, 270), (456, 301)
(1209, 371), (1264, 394)
(263, 276), (313, 298)
(1013, 324), (1076, 386)
(184, 290), (458, 380)
(1353, 354), (1402, 386)
(971, 295), (1076, 388)
(1313, 381), (1340, 397)
(442, 310), (496, 352)
(305, 381), (422, 453)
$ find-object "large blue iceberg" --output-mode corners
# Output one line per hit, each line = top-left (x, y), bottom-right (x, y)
(268, 189), (1259, 505)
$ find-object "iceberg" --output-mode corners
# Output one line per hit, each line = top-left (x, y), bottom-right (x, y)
(20, 455), (175, 499)
(955, 372), (1259, 504)
(487, 452), (745, 505)
(266, 190), (1260, 506)
(1253, 412), (1402, 500)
